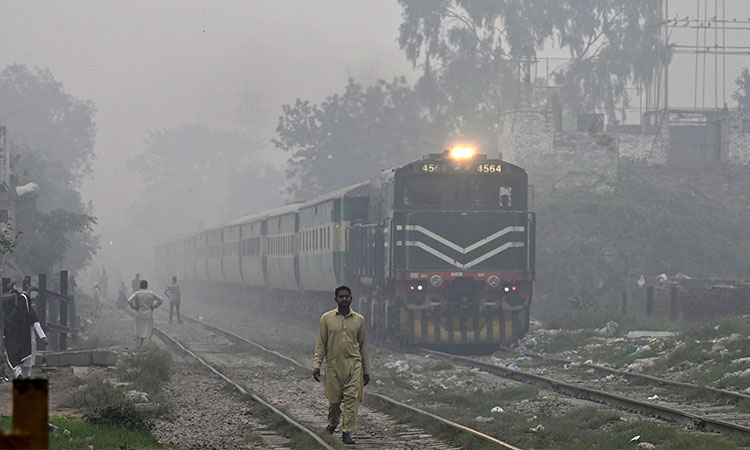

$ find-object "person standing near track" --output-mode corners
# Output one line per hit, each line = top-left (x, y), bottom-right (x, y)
(131, 273), (141, 294)
(127, 279), (164, 347)
(4, 280), (48, 378)
(164, 276), (182, 324)
(313, 285), (370, 445)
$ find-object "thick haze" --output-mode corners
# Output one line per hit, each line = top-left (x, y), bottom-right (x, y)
(0, 1), (415, 284)
(1, 1), (750, 287)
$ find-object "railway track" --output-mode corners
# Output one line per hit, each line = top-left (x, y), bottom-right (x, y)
(151, 311), (519, 449)
(397, 345), (750, 436)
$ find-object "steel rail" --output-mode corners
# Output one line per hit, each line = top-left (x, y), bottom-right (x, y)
(502, 348), (750, 403)
(179, 314), (521, 450)
(150, 324), (336, 450)
(123, 309), (336, 450)
(411, 347), (750, 437)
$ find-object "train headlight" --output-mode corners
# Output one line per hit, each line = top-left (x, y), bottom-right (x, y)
(486, 275), (501, 288)
(449, 146), (475, 160)
(429, 274), (443, 287)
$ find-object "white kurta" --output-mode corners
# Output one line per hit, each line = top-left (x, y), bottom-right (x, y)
(23, 322), (46, 369)
(127, 290), (164, 339)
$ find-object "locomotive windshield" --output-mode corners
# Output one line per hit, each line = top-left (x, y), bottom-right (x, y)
(400, 174), (526, 210)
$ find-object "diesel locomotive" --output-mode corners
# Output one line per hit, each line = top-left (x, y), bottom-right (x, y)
(155, 147), (535, 350)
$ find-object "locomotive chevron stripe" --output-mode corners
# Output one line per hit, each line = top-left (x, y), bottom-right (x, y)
(404, 225), (524, 254)
(405, 240), (525, 270)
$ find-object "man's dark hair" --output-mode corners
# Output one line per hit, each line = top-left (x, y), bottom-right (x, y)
(335, 285), (351, 297)
(140, 280), (148, 289)
(172, 276), (177, 283)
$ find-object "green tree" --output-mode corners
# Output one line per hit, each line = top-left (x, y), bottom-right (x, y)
(14, 210), (97, 275)
(733, 68), (750, 110)
(129, 124), (282, 242)
(397, 0), (667, 126)
(274, 77), (447, 199)
(0, 64), (99, 274)
(0, 221), (19, 270)
(535, 171), (750, 316)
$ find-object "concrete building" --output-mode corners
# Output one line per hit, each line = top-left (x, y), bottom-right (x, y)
(497, 106), (750, 190)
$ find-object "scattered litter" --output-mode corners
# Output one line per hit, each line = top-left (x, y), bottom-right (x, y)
(711, 345), (728, 355)
(630, 435), (641, 442)
(126, 390), (149, 402)
(383, 360), (410, 373)
(637, 443), (656, 449)
(490, 406), (504, 413)
(375, 379), (384, 385)
(507, 364), (520, 371)
(728, 333), (745, 342)
(48, 423), (58, 435)
(647, 394), (659, 400)
(530, 424), (545, 432)
(637, 275), (646, 288)
(85, 435), (94, 441)
(656, 274), (667, 282)
(634, 345), (651, 353)
(475, 416), (495, 423)
(515, 355), (533, 362)
(597, 321), (619, 337)
(731, 357), (750, 365)
(627, 331), (675, 339)
(619, 417), (628, 422)
(63, 429), (71, 438)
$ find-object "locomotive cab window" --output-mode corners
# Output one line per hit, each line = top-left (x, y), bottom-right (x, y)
(401, 175), (524, 210)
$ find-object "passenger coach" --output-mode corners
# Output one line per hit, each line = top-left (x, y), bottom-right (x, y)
(156, 146), (535, 350)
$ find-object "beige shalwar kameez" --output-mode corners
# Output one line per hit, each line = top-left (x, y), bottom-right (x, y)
(313, 308), (370, 434)
(127, 289), (164, 341)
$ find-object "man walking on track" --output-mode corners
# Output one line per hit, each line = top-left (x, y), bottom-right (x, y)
(313, 285), (370, 445)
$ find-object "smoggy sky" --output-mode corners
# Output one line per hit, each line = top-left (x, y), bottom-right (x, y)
(1, 0), (750, 286)
(0, 0), (415, 283)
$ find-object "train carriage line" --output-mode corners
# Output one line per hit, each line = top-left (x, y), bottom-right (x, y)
(155, 147), (536, 351)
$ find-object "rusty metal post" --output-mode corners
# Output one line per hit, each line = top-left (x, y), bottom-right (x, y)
(69, 275), (77, 342)
(12, 379), (48, 450)
(59, 271), (68, 350)
(669, 285), (678, 320)
(38, 274), (54, 350)
(646, 286), (654, 316)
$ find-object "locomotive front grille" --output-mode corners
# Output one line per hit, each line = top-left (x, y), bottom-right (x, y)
(401, 308), (527, 345)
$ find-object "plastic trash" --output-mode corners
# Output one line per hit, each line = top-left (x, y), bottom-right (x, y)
(630, 435), (641, 442)
(63, 429), (71, 438)
(507, 364), (520, 371)
(634, 345), (651, 353)
(48, 423), (58, 435)
(490, 406), (504, 413)
(647, 394), (659, 400)
(515, 355), (533, 362)
(474, 416), (495, 423)
(530, 424), (545, 432)
(637, 443), (655, 449)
